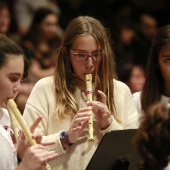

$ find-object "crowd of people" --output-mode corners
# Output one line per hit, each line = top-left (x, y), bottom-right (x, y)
(1, 0), (169, 96)
(0, 0), (170, 169)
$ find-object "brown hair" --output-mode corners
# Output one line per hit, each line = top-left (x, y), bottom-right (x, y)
(134, 103), (170, 170)
(53, 16), (118, 120)
(0, 34), (28, 79)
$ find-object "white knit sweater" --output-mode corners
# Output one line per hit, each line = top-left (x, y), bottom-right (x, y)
(23, 76), (139, 170)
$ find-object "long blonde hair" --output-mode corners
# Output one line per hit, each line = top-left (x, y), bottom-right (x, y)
(53, 16), (119, 121)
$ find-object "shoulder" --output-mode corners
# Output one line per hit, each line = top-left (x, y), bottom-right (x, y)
(114, 79), (130, 89)
(26, 76), (56, 108)
(0, 109), (10, 127)
(113, 79), (133, 103)
(132, 91), (141, 102)
(35, 76), (54, 87)
(31, 76), (55, 95)
(132, 91), (143, 116)
(113, 79), (131, 94)
(112, 80), (139, 128)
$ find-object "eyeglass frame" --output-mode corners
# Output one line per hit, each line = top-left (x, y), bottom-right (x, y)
(70, 50), (104, 62)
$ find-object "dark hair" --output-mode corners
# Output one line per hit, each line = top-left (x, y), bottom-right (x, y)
(0, 0), (18, 34)
(0, 34), (28, 79)
(118, 63), (134, 82)
(25, 7), (57, 45)
(119, 63), (144, 82)
(134, 103), (170, 170)
(141, 25), (170, 112)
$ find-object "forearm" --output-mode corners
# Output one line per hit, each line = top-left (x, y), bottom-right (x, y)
(42, 133), (67, 155)
(100, 116), (123, 136)
(15, 162), (28, 170)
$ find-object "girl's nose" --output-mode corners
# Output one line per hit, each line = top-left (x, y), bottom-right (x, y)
(13, 82), (21, 96)
(86, 56), (94, 68)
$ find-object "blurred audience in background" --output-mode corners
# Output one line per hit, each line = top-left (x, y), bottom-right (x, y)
(0, 1), (10, 35)
(115, 21), (142, 75)
(119, 64), (145, 94)
(21, 7), (61, 82)
(15, 7), (62, 113)
(0, 0), (19, 43)
(135, 12), (158, 67)
(13, 0), (60, 36)
(0, 0), (169, 113)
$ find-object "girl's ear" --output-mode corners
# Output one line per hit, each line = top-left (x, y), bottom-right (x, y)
(62, 47), (67, 55)
(62, 47), (71, 62)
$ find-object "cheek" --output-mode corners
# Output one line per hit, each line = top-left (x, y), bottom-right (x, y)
(97, 60), (102, 70)
(159, 63), (170, 81)
(72, 62), (83, 75)
(0, 79), (12, 94)
(0, 84), (8, 101)
(70, 57), (82, 72)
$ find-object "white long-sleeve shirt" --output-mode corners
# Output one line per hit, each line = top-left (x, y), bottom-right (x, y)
(133, 91), (170, 117)
(0, 109), (17, 170)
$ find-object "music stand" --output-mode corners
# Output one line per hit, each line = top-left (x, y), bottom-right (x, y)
(86, 129), (140, 170)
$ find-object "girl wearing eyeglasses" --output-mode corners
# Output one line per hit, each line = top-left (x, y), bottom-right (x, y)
(23, 16), (139, 170)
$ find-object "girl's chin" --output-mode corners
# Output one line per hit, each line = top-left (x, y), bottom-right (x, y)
(0, 102), (7, 109)
(75, 75), (85, 82)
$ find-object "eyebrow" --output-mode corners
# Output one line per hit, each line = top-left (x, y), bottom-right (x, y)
(161, 54), (170, 58)
(73, 49), (101, 53)
(8, 73), (22, 76)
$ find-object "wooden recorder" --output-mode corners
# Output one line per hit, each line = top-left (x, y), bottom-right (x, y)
(85, 74), (94, 142)
(7, 99), (52, 170)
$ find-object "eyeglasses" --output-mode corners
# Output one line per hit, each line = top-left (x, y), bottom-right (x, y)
(70, 50), (103, 62)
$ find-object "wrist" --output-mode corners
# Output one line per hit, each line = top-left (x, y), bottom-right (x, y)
(59, 130), (73, 147)
(16, 162), (28, 170)
(101, 115), (113, 130)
